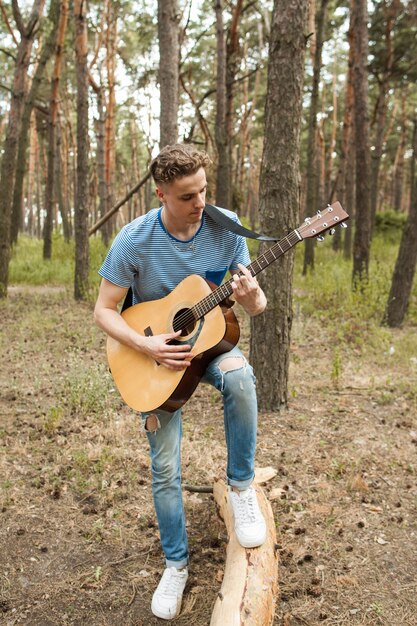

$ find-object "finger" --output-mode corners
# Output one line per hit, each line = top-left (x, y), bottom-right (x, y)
(163, 358), (191, 370)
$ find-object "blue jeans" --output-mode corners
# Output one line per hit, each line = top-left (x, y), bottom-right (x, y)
(142, 346), (258, 569)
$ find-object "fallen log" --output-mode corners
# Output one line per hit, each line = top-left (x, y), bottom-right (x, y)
(210, 479), (279, 626)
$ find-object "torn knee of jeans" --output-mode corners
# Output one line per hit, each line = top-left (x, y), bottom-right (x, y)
(218, 356), (246, 373)
(144, 413), (160, 433)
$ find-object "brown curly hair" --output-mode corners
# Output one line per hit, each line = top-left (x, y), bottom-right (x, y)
(150, 144), (212, 185)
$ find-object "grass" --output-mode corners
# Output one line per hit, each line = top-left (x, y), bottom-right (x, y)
(9, 233), (108, 296)
(2, 235), (417, 625)
(8, 220), (417, 338)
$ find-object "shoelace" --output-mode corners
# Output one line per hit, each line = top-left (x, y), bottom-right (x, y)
(233, 490), (258, 524)
(159, 569), (186, 597)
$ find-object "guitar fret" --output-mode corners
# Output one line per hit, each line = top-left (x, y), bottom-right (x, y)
(190, 226), (306, 323)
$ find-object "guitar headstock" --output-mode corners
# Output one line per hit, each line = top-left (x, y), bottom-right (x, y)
(298, 202), (349, 240)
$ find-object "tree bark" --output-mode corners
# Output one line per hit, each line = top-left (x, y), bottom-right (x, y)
(210, 480), (278, 626)
(73, 0), (90, 300)
(104, 0), (117, 240)
(0, 0), (46, 298)
(370, 1), (396, 225)
(250, 0), (308, 411)
(332, 12), (354, 253)
(214, 0), (230, 208)
(11, 0), (61, 245)
(392, 89), (408, 212)
(43, 0), (68, 259)
(351, 0), (372, 287)
(157, 0), (179, 147)
(303, 0), (329, 275)
(384, 118), (417, 326)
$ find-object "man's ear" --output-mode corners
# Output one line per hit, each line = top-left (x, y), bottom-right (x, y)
(155, 186), (164, 203)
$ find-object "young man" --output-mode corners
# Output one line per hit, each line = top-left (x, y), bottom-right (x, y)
(94, 144), (267, 620)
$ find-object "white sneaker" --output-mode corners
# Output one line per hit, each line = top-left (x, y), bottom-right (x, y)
(151, 566), (188, 620)
(229, 486), (267, 548)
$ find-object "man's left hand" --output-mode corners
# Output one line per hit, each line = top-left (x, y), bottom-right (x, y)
(231, 263), (267, 316)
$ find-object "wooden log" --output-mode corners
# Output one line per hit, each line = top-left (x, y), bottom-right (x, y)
(210, 480), (279, 626)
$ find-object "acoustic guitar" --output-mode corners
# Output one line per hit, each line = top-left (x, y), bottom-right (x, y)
(107, 202), (349, 413)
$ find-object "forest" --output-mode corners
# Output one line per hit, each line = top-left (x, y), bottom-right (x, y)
(1, 1), (417, 625)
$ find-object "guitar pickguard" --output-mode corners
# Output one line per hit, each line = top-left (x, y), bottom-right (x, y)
(170, 318), (205, 352)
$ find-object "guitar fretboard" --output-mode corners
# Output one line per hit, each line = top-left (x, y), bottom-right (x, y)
(190, 229), (302, 323)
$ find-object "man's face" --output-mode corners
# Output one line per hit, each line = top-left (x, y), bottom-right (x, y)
(156, 167), (207, 225)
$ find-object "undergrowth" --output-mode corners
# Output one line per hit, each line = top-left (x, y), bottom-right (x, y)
(9, 221), (417, 339)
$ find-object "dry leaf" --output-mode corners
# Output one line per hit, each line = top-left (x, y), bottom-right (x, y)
(254, 466), (278, 484)
(269, 487), (287, 501)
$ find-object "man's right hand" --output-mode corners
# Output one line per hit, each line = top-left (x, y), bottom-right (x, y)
(140, 330), (192, 370)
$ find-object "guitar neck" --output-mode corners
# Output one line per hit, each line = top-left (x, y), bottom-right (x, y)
(191, 228), (302, 321)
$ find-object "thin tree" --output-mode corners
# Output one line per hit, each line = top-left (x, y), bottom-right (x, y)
(383, 117), (417, 327)
(43, 0), (68, 259)
(351, 0), (372, 286)
(11, 0), (61, 245)
(250, 0), (309, 410)
(214, 0), (230, 208)
(104, 0), (117, 239)
(303, 0), (329, 275)
(157, 0), (179, 147)
(73, 0), (89, 300)
(0, 0), (46, 298)
(369, 0), (397, 224)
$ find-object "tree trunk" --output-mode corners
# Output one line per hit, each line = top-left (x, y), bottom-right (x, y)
(303, 0), (329, 275)
(73, 0), (90, 300)
(332, 12), (354, 252)
(11, 0), (60, 245)
(0, 0), (46, 298)
(225, 0), (244, 210)
(26, 111), (37, 235)
(43, 0), (68, 259)
(157, 0), (179, 147)
(384, 120), (417, 326)
(392, 89), (408, 212)
(250, 0), (308, 411)
(214, 0), (230, 208)
(104, 0), (117, 239)
(210, 480), (278, 625)
(370, 1), (396, 225)
(351, 0), (372, 287)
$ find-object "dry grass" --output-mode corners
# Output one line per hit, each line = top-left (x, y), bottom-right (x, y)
(0, 288), (416, 625)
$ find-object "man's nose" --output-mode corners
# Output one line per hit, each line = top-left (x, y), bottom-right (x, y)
(195, 193), (205, 209)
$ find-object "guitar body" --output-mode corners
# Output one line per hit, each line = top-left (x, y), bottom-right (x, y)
(107, 274), (240, 413)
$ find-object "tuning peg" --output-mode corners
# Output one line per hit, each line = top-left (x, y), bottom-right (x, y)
(341, 222), (348, 229)
(329, 228), (336, 235)
(317, 235), (325, 242)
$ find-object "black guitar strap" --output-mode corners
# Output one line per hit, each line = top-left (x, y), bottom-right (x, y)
(121, 204), (278, 312)
(204, 203), (279, 241)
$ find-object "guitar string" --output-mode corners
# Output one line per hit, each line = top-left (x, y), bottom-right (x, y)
(171, 209), (346, 332)
(172, 230), (301, 332)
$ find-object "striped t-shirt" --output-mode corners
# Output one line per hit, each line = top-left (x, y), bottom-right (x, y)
(98, 206), (251, 305)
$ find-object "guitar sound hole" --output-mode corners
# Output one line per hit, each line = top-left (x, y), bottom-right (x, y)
(172, 308), (196, 337)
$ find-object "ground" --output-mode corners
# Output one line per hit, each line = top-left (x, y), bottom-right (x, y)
(0, 287), (416, 626)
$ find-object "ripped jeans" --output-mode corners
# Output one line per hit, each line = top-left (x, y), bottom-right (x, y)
(141, 346), (257, 569)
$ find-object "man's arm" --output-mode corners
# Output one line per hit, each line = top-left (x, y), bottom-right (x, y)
(230, 263), (267, 316)
(94, 278), (193, 370)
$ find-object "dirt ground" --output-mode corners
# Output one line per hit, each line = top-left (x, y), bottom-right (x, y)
(0, 287), (416, 626)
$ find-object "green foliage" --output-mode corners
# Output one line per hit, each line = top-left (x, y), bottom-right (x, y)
(374, 210), (407, 235)
(293, 233), (403, 353)
(9, 234), (108, 294)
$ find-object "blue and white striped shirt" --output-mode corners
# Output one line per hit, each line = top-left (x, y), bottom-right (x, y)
(98, 206), (251, 305)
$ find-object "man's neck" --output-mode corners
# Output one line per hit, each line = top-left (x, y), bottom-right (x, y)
(161, 209), (201, 241)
